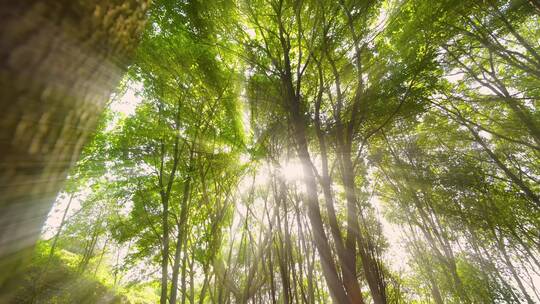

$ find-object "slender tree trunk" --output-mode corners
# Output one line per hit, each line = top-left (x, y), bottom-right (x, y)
(494, 231), (535, 304)
(170, 224), (184, 304)
(189, 249), (195, 304)
(337, 130), (386, 303)
(180, 236), (188, 304)
(79, 211), (103, 272)
(47, 194), (75, 261)
(275, 186), (291, 304)
(159, 123), (182, 304)
(314, 82), (366, 303)
(199, 270), (211, 304)
(429, 278), (444, 304)
(264, 196), (278, 304)
(170, 168), (192, 304)
(467, 124), (540, 207)
(293, 126), (349, 303)
(113, 243), (122, 287)
(93, 238), (108, 277)
(160, 198), (170, 304)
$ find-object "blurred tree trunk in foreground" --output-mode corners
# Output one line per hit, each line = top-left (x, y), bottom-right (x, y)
(0, 0), (148, 297)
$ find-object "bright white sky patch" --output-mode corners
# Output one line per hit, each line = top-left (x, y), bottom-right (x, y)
(41, 190), (90, 239)
(110, 80), (144, 117)
(371, 195), (410, 272)
(246, 28), (256, 39)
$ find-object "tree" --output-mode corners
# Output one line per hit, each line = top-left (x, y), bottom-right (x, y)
(0, 1), (149, 296)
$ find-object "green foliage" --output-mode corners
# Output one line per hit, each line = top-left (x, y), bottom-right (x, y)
(13, 242), (135, 304)
(28, 0), (540, 303)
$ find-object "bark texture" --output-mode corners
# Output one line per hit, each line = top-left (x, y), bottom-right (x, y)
(0, 0), (148, 294)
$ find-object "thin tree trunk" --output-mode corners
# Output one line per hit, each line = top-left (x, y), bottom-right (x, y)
(93, 238), (109, 277)
(494, 231), (535, 304)
(467, 124), (540, 207)
(170, 164), (193, 304)
(47, 193), (75, 261)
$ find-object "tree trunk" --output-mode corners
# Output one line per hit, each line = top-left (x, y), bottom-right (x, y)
(160, 197), (170, 304)
(0, 0), (148, 296)
(93, 238), (109, 277)
(170, 157), (193, 304)
(47, 193), (74, 263)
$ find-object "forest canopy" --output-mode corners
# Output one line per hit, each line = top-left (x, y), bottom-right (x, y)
(19, 0), (540, 303)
